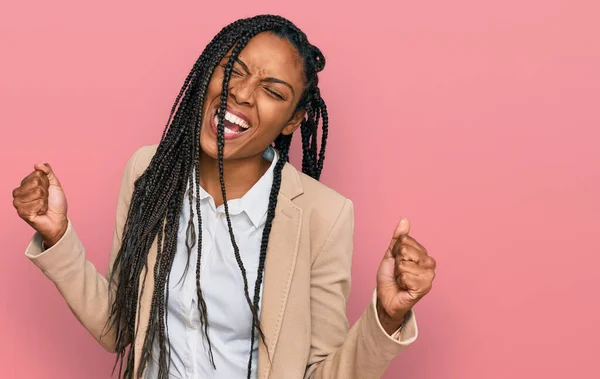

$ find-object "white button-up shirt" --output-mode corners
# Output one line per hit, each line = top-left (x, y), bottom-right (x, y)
(146, 148), (278, 379)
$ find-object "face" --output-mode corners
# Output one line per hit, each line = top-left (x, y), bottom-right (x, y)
(199, 32), (307, 160)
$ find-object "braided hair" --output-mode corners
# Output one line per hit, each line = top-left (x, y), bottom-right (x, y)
(105, 15), (329, 379)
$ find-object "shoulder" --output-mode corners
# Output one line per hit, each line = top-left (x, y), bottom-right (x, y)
(126, 144), (159, 179)
(297, 170), (350, 208)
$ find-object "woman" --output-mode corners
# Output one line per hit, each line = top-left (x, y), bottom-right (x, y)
(13, 15), (436, 379)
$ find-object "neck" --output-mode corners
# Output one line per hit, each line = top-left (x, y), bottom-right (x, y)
(198, 149), (271, 207)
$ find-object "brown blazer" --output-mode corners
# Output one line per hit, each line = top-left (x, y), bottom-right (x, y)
(25, 144), (418, 378)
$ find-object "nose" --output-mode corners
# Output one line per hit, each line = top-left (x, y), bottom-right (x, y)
(229, 78), (256, 106)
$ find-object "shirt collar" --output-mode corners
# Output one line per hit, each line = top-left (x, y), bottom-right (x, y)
(238, 149), (278, 227)
(185, 147), (279, 228)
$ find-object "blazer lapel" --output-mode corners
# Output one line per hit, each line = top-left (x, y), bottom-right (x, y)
(257, 163), (304, 379)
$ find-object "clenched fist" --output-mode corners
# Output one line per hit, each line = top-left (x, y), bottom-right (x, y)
(376, 218), (436, 334)
(12, 163), (68, 248)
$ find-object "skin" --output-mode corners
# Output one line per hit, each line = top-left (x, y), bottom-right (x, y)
(12, 32), (436, 335)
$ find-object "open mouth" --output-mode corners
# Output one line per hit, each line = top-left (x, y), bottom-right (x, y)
(210, 107), (251, 140)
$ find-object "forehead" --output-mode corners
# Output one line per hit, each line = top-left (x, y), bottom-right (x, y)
(236, 32), (304, 84)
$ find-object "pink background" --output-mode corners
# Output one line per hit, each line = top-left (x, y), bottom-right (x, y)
(1, 1), (599, 378)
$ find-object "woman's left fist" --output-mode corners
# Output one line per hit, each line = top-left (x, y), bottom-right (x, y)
(376, 218), (436, 334)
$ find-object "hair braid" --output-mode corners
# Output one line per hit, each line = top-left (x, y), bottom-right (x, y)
(214, 21), (288, 377)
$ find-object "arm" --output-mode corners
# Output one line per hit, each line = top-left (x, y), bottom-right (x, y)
(305, 199), (418, 379)
(24, 147), (142, 352)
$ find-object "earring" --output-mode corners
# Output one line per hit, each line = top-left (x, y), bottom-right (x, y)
(262, 146), (275, 162)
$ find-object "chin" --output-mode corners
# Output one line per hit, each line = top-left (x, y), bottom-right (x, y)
(199, 136), (235, 160)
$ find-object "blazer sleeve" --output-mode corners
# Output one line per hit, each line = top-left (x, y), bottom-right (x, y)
(24, 146), (143, 352)
(305, 199), (418, 379)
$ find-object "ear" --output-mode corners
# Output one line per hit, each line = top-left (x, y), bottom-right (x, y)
(281, 109), (306, 135)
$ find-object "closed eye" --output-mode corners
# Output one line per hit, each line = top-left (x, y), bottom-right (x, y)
(265, 87), (284, 100)
(219, 63), (243, 77)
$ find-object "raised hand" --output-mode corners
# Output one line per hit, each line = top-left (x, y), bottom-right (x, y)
(12, 163), (68, 248)
(376, 218), (436, 334)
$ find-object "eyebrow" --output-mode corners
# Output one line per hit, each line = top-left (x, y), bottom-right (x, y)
(223, 55), (295, 96)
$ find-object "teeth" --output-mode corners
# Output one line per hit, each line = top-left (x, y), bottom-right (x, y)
(224, 110), (250, 129)
(213, 115), (244, 134)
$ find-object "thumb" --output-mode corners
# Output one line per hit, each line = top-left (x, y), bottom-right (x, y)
(34, 163), (62, 187)
(392, 218), (411, 239)
(387, 218), (410, 253)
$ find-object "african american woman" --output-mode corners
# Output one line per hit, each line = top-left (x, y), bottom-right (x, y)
(13, 14), (436, 379)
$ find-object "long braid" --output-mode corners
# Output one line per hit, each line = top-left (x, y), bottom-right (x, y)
(105, 15), (329, 379)
(246, 133), (292, 374)
(214, 22), (290, 377)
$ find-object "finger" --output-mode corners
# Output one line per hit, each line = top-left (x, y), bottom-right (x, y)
(392, 236), (430, 261)
(394, 244), (422, 263)
(420, 255), (436, 270)
(395, 272), (421, 292)
(17, 171), (49, 195)
(396, 260), (435, 288)
(13, 186), (48, 203)
(397, 271), (433, 294)
(19, 169), (49, 189)
(13, 196), (47, 211)
(14, 172), (49, 196)
(388, 218), (410, 252)
(399, 234), (428, 255)
(395, 271), (409, 290)
(14, 198), (47, 220)
(395, 260), (427, 276)
(19, 171), (37, 186)
(33, 163), (61, 187)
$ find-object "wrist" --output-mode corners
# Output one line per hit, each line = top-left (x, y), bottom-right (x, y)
(42, 221), (68, 249)
(376, 299), (407, 335)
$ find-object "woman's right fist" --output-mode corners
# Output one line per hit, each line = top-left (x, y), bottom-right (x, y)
(12, 163), (68, 248)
